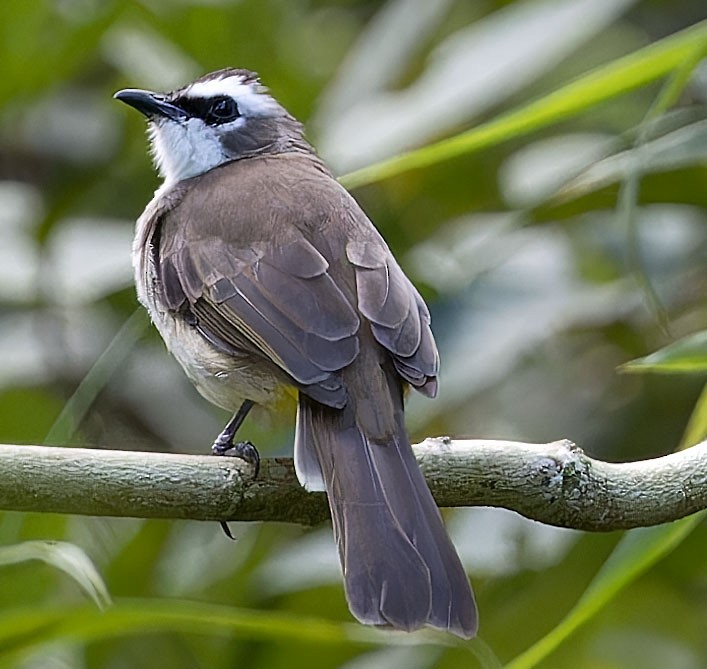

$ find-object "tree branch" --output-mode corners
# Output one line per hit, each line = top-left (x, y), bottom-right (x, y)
(1, 438), (706, 531)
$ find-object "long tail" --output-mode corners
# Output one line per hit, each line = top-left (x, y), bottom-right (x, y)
(295, 388), (477, 638)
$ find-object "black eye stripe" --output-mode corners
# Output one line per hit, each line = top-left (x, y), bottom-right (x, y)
(172, 95), (240, 125)
(172, 96), (210, 119)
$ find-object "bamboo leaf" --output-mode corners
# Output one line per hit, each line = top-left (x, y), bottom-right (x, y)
(680, 382), (707, 450)
(505, 343), (707, 669)
(0, 598), (468, 663)
(505, 514), (705, 669)
(620, 330), (707, 374)
(0, 540), (110, 609)
(557, 119), (707, 201)
(44, 309), (148, 445)
(341, 20), (707, 189)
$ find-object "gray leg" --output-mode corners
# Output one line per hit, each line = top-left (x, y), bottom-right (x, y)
(211, 400), (259, 540)
(211, 400), (260, 475)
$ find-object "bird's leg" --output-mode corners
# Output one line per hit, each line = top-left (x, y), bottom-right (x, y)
(211, 400), (259, 540)
(211, 400), (260, 473)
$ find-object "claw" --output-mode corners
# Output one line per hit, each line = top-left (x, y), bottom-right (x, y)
(214, 443), (259, 540)
(212, 439), (261, 478)
(210, 400), (258, 540)
(220, 521), (236, 541)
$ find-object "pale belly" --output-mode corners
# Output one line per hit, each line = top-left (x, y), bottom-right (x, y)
(164, 310), (290, 410)
(139, 280), (289, 413)
(133, 204), (290, 414)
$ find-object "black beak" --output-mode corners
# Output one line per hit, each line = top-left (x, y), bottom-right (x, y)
(114, 89), (187, 121)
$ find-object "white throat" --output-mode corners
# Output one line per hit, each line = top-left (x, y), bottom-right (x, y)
(149, 116), (243, 186)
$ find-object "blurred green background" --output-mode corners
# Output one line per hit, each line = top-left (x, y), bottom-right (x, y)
(1, 0), (706, 667)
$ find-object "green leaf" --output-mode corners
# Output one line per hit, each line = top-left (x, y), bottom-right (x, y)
(340, 20), (707, 189)
(0, 598), (473, 663)
(557, 119), (707, 201)
(620, 330), (707, 374)
(680, 382), (707, 450)
(505, 514), (705, 669)
(506, 345), (707, 669)
(44, 309), (149, 445)
(469, 637), (505, 669)
(0, 540), (111, 609)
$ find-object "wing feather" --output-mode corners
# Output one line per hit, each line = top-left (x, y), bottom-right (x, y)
(346, 241), (439, 396)
(153, 155), (437, 406)
(159, 223), (359, 407)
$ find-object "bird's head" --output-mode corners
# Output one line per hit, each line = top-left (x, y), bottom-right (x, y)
(115, 68), (307, 185)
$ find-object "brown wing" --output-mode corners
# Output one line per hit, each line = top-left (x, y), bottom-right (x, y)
(346, 239), (439, 397)
(153, 154), (437, 406)
(153, 158), (364, 408)
(160, 234), (360, 407)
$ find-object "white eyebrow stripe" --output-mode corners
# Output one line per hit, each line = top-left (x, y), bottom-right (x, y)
(184, 75), (251, 100)
(183, 75), (282, 117)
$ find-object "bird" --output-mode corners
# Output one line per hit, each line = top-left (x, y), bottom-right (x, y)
(114, 68), (477, 638)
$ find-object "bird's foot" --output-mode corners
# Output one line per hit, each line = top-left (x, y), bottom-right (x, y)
(211, 401), (259, 540)
(212, 437), (260, 541)
(211, 437), (261, 477)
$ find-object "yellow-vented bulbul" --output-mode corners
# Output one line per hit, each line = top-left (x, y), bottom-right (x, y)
(115, 68), (477, 637)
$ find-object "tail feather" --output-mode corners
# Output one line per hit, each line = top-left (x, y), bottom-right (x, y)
(296, 393), (477, 638)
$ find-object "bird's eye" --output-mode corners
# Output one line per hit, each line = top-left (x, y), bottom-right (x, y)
(206, 96), (240, 124)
